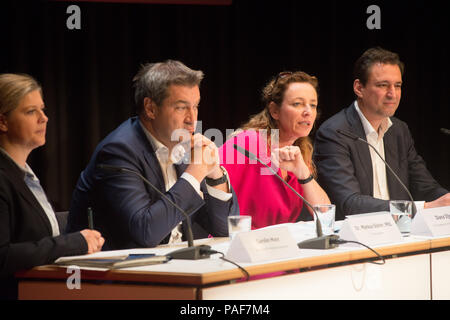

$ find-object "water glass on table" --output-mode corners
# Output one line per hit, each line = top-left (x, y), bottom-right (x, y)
(313, 204), (336, 235)
(228, 215), (252, 239)
(390, 200), (413, 235)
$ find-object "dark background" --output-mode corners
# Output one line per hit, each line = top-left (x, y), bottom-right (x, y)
(1, 0), (449, 211)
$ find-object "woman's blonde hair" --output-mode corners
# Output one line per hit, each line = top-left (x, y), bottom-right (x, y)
(240, 71), (319, 176)
(0, 73), (42, 115)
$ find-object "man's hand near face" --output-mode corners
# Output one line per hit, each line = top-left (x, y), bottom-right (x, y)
(184, 133), (229, 192)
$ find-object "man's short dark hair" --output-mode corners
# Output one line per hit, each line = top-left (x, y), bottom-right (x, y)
(353, 47), (405, 85)
(133, 60), (204, 114)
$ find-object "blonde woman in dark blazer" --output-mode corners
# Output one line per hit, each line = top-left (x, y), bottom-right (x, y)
(0, 73), (104, 300)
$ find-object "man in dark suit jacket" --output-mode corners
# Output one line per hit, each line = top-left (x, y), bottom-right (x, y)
(67, 60), (239, 250)
(314, 47), (449, 220)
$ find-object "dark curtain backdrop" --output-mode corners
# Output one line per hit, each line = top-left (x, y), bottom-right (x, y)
(1, 0), (449, 211)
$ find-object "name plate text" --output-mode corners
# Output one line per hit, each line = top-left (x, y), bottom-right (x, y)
(338, 212), (403, 246)
(225, 226), (299, 263)
(411, 206), (450, 237)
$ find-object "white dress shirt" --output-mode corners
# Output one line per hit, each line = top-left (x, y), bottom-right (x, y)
(354, 101), (392, 200)
(353, 102), (426, 210)
(139, 121), (231, 243)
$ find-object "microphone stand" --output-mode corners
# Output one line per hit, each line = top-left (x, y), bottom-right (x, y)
(233, 145), (339, 249)
(97, 164), (211, 260)
(336, 130), (417, 218)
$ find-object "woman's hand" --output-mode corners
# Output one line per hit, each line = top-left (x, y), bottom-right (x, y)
(271, 145), (310, 180)
(272, 146), (331, 210)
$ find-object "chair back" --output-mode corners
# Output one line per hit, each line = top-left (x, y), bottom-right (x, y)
(55, 211), (69, 234)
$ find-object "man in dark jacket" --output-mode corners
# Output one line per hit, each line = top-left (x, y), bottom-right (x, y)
(314, 47), (449, 220)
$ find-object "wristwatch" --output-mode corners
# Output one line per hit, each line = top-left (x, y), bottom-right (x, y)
(205, 166), (228, 186)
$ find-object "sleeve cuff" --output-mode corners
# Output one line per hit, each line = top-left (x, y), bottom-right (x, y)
(206, 166), (232, 202)
(180, 172), (204, 199)
(415, 201), (425, 211)
(181, 170), (233, 202)
(206, 184), (233, 202)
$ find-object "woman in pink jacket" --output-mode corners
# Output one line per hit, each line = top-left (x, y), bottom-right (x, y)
(219, 71), (330, 229)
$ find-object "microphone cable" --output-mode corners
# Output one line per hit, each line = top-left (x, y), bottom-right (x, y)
(200, 243), (383, 283)
(330, 238), (385, 265)
(202, 248), (251, 281)
(201, 239), (385, 281)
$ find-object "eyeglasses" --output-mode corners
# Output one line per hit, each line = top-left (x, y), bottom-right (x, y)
(273, 71), (293, 87)
(271, 71), (293, 99)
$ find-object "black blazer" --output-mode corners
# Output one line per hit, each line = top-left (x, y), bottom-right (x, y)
(0, 152), (87, 299)
(313, 102), (448, 220)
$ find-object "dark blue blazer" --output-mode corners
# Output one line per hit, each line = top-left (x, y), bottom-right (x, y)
(67, 117), (239, 250)
(313, 102), (448, 220)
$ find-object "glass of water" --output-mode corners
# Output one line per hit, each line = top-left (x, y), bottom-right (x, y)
(313, 204), (336, 235)
(390, 200), (413, 235)
(228, 215), (252, 239)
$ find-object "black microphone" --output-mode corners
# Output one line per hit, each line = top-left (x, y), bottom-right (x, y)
(97, 164), (211, 260)
(336, 129), (417, 218)
(232, 144), (339, 249)
(440, 128), (450, 136)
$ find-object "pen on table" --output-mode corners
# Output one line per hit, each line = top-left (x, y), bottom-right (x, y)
(87, 207), (94, 230)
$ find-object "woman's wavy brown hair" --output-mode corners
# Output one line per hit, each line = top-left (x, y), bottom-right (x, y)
(240, 71), (319, 176)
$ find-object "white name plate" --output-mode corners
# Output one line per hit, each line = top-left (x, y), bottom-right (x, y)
(411, 205), (450, 237)
(225, 226), (300, 263)
(338, 212), (403, 246)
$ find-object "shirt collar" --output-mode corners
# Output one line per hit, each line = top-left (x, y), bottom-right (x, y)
(139, 120), (186, 164)
(0, 147), (38, 180)
(139, 120), (170, 162)
(354, 100), (392, 140)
